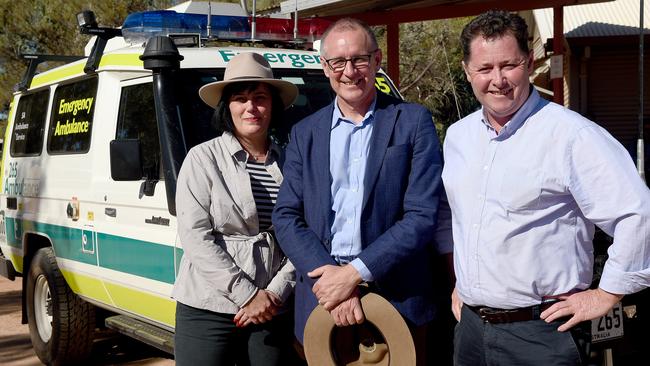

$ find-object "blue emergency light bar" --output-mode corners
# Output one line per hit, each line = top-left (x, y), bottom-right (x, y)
(121, 10), (330, 45)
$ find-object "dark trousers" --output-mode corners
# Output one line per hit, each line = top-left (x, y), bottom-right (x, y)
(454, 305), (590, 366)
(426, 310), (455, 366)
(411, 322), (429, 366)
(174, 302), (298, 366)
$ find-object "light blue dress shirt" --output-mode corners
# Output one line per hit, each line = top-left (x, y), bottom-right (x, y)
(329, 97), (376, 281)
(442, 88), (650, 309)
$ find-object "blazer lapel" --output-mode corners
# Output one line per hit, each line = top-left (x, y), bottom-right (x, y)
(314, 103), (334, 233)
(363, 93), (398, 208)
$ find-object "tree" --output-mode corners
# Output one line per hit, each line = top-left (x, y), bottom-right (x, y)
(0, 0), (172, 132)
(376, 18), (479, 140)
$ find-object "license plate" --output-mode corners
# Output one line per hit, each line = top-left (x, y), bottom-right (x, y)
(591, 302), (624, 342)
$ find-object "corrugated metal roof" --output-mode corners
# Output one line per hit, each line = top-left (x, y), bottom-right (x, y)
(534, 0), (650, 40)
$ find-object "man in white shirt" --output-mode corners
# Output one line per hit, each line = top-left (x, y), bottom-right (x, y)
(443, 10), (650, 365)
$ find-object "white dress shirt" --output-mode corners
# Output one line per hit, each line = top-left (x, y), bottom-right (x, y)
(442, 88), (650, 309)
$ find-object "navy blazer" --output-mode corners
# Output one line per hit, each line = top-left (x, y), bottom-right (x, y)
(273, 92), (444, 343)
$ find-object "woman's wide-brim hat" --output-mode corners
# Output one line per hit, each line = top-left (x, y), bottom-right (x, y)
(199, 52), (299, 109)
(304, 292), (416, 366)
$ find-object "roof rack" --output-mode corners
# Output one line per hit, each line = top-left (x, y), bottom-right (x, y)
(76, 10), (122, 74)
(16, 54), (85, 92)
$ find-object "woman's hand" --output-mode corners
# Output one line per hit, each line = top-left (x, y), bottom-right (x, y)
(233, 290), (282, 327)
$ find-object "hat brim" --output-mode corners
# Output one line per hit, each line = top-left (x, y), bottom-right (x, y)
(198, 77), (299, 109)
(304, 292), (417, 366)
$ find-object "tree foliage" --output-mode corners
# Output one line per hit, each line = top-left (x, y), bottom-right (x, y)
(0, 0), (172, 127)
(376, 18), (480, 139)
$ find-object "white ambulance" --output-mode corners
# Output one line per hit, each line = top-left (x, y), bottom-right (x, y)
(0, 2), (401, 364)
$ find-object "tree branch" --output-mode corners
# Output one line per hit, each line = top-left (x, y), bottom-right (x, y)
(399, 57), (437, 94)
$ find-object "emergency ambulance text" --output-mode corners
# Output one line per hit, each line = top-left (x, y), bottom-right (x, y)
(58, 97), (94, 116)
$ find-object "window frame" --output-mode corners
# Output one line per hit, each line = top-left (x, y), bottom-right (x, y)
(9, 88), (51, 157)
(115, 76), (162, 181)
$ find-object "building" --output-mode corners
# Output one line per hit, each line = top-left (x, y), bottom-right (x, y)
(524, 0), (649, 159)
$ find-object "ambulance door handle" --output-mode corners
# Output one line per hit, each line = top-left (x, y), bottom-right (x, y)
(105, 208), (116, 217)
(66, 197), (79, 221)
(6, 197), (17, 210)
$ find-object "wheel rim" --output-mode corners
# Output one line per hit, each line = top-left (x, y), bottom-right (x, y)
(33, 274), (53, 342)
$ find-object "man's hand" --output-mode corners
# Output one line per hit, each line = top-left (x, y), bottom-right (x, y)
(330, 292), (365, 327)
(309, 264), (362, 311)
(451, 286), (463, 321)
(234, 290), (282, 327)
(540, 288), (623, 332)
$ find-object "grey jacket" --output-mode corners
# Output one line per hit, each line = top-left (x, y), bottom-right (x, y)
(172, 132), (295, 314)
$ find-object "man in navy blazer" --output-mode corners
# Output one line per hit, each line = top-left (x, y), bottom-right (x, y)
(273, 18), (448, 363)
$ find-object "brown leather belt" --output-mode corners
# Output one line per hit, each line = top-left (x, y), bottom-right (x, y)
(467, 302), (557, 324)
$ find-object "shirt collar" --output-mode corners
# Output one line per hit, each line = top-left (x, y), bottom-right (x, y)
(331, 96), (377, 129)
(480, 86), (541, 138)
(222, 131), (281, 163)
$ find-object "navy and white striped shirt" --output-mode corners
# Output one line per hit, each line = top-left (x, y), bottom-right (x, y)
(246, 160), (280, 230)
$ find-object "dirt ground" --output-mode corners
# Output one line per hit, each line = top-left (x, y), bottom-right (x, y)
(0, 276), (175, 366)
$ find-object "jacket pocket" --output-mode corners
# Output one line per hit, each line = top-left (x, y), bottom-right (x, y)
(213, 204), (233, 231)
(217, 239), (256, 282)
(385, 143), (410, 160)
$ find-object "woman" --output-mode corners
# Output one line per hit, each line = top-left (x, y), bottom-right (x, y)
(172, 52), (299, 366)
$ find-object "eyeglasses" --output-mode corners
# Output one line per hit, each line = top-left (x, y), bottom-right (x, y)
(323, 50), (378, 72)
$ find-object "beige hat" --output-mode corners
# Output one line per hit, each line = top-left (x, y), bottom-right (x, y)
(304, 292), (416, 366)
(198, 52), (299, 109)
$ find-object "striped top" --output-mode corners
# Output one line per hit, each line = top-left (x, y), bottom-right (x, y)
(246, 160), (280, 230)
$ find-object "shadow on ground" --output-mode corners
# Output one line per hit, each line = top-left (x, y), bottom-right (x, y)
(0, 290), (22, 317)
(88, 333), (174, 365)
(0, 334), (36, 365)
(0, 332), (173, 366)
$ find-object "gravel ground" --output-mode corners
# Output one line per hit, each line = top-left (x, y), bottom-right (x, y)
(0, 276), (175, 366)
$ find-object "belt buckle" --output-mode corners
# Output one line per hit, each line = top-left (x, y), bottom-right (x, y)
(477, 307), (510, 323)
(477, 307), (495, 322)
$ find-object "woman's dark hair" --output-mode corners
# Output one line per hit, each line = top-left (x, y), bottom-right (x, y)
(212, 81), (288, 144)
(460, 10), (529, 62)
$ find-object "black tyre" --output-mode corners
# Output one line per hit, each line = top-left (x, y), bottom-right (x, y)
(26, 247), (95, 365)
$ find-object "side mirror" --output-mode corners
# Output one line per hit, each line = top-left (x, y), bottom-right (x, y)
(110, 139), (143, 181)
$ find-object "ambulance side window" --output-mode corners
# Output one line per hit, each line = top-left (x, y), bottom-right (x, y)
(47, 77), (98, 154)
(10, 89), (49, 157)
(116, 82), (161, 180)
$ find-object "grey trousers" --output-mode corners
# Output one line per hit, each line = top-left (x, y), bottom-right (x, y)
(454, 305), (590, 366)
(174, 302), (298, 366)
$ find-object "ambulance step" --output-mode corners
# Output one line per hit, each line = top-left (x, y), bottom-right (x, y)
(0, 251), (17, 280)
(105, 315), (174, 354)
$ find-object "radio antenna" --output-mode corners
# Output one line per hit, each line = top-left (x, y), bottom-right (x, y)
(206, 1), (212, 39)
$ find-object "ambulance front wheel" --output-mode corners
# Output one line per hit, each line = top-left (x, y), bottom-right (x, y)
(26, 247), (96, 365)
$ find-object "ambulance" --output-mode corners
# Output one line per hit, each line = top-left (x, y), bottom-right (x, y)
(0, 2), (401, 364)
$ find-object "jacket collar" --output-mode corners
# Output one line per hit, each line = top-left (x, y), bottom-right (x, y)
(221, 131), (282, 163)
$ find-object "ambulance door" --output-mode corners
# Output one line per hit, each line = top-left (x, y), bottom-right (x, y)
(98, 77), (176, 327)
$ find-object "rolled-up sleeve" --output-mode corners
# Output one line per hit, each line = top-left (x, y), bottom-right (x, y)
(569, 126), (650, 294)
